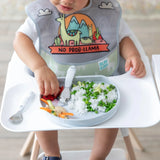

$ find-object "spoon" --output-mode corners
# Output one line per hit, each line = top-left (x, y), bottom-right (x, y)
(9, 91), (35, 124)
(59, 66), (76, 103)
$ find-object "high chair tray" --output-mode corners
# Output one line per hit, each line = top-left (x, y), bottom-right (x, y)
(1, 75), (120, 129)
(0, 53), (160, 132)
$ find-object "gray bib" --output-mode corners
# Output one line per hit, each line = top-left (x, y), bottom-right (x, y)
(26, 0), (121, 76)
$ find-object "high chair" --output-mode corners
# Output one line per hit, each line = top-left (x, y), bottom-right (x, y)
(18, 30), (144, 160)
(19, 128), (144, 160)
(1, 28), (160, 160)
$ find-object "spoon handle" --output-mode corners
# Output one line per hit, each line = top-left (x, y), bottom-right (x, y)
(18, 91), (35, 112)
(65, 65), (76, 88)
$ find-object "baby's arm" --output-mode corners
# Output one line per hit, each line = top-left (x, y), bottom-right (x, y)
(13, 32), (59, 96)
(120, 37), (146, 78)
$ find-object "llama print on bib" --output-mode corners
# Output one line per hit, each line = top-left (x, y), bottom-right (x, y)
(49, 14), (110, 55)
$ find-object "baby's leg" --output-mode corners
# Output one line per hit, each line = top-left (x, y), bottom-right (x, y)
(89, 128), (118, 160)
(35, 131), (60, 157)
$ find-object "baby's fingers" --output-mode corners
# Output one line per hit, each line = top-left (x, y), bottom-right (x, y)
(134, 64), (146, 78)
(136, 70), (146, 78)
(131, 62), (140, 75)
(125, 59), (132, 72)
(44, 81), (52, 96)
(51, 82), (60, 96)
(36, 78), (45, 95)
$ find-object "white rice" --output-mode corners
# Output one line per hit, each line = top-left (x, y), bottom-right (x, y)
(68, 82), (118, 115)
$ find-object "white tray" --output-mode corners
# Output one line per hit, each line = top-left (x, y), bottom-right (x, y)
(1, 75), (120, 129)
(1, 54), (160, 132)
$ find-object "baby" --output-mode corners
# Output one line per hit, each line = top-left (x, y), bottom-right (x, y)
(13, 0), (146, 160)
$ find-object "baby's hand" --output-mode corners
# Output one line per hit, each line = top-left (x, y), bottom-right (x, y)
(125, 55), (146, 78)
(34, 65), (59, 96)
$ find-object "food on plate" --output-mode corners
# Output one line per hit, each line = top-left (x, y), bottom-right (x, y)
(40, 98), (74, 119)
(40, 80), (118, 118)
(41, 86), (64, 101)
(68, 81), (118, 114)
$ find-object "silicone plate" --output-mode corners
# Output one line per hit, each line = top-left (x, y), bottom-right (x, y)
(41, 75), (120, 127)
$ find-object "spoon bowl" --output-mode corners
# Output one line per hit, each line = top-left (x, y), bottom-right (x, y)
(9, 111), (23, 124)
(8, 91), (35, 124)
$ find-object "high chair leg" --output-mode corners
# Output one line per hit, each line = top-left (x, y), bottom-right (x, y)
(30, 136), (40, 160)
(129, 129), (144, 151)
(120, 128), (136, 160)
(20, 132), (35, 157)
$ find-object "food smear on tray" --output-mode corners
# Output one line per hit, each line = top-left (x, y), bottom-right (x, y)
(68, 81), (118, 115)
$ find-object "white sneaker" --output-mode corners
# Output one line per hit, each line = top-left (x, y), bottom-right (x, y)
(37, 152), (45, 160)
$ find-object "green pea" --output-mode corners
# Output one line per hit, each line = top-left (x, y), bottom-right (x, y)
(105, 108), (110, 112)
(95, 110), (98, 114)
(71, 90), (77, 95)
